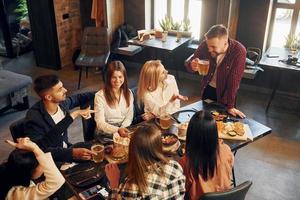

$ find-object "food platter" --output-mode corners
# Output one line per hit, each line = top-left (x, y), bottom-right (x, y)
(104, 145), (128, 164)
(216, 121), (252, 141)
(211, 110), (253, 141)
(104, 133), (129, 164)
(161, 133), (178, 146)
(161, 133), (181, 153)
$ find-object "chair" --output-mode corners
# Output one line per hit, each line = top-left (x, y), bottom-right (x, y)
(131, 86), (145, 125)
(246, 47), (262, 65)
(75, 27), (110, 89)
(201, 181), (252, 200)
(9, 118), (27, 142)
(81, 93), (96, 142)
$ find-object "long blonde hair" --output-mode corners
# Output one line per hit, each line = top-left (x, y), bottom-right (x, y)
(125, 124), (167, 193)
(137, 60), (163, 103)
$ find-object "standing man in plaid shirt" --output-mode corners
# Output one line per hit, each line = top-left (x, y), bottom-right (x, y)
(187, 24), (246, 118)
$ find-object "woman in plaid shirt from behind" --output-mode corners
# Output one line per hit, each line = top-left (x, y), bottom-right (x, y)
(105, 124), (186, 199)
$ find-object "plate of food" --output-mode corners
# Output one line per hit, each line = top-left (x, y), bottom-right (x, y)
(161, 133), (178, 146)
(105, 133), (129, 164)
(161, 133), (181, 153)
(105, 144), (128, 164)
(211, 110), (228, 121)
(216, 121), (252, 141)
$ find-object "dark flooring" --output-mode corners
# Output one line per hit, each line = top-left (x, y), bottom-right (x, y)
(0, 52), (299, 200)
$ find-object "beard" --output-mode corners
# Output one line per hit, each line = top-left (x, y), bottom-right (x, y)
(210, 49), (226, 58)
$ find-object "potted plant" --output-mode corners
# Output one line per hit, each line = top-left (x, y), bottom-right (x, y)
(157, 15), (172, 39)
(285, 33), (300, 53)
(159, 15), (172, 32)
(181, 18), (192, 38)
(14, 0), (28, 21)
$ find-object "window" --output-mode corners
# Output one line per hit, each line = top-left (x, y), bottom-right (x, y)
(153, 0), (167, 29)
(269, 0), (300, 47)
(271, 8), (294, 47)
(153, 0), (202, 40)
(277, 0), (296, 4)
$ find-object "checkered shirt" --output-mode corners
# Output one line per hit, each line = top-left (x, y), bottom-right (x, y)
(110, 160), (186, 200)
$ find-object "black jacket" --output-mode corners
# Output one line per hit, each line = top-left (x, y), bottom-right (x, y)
(24, 92), (95, 162)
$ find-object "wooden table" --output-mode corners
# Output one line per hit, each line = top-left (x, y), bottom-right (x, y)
(128, 35), (191, 78)
(258, 47), (300, 112)
(63, 101), (272, 199)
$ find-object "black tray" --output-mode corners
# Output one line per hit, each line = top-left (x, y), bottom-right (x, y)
(64, 162), (105, 188)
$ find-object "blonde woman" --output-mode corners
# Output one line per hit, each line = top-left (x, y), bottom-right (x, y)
(137, 60), (188, 120)
(94, 61), (134, 137)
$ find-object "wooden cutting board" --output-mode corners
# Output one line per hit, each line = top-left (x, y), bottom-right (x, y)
(218, 124), (253, 141)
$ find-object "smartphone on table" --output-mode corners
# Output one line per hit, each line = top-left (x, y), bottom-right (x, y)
(79, 185), (109, 200)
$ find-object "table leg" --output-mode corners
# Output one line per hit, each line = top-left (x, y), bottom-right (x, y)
(265, 70), (282, 113)
(232, 150), (237, 187)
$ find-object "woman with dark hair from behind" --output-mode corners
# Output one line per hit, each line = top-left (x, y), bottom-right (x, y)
(105, 124), (186, 199)
(0, 137), (65, 200)
(179, 111), (234, 200)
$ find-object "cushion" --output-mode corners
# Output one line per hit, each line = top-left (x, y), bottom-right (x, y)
(0, 70), (32, 97)
(75, 52), (110, 67)
(113, 45), (143, 56)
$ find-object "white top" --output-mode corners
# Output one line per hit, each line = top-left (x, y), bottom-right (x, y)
(209, 53), (225, 88)
(6, 153), (65, 200)
(94, 89), (134, 134)
(144, 75), (180, 116)
(50, 106), (67, 148)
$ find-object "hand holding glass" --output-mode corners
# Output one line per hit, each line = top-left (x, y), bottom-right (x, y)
(197, 59), (210, 75)
(91, 144), (104, 163)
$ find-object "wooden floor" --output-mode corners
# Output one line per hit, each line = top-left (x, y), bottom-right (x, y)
(1, 52), (299, 200)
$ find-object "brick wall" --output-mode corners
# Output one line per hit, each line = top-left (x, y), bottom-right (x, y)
(53, 0), (82, 68)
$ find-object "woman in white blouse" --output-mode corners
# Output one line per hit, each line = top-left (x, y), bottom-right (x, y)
(94, 60), (134, 137)
(137, 60), (188, 120)
(1, 138), (65, 200)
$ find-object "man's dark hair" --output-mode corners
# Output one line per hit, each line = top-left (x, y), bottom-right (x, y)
(34, 74), (60, 96)
(205, 24), (228, 40)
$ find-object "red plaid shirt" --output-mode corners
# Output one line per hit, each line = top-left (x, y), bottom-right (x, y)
(187, 39), (246, 109)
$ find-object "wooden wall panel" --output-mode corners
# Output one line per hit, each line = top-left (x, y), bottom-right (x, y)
(201, 0), (218, 39)
(124, 0), (145, 30)
(236, 0), (271, 50)
(228, 0), (240, 39)
(106, 0), (124, 42)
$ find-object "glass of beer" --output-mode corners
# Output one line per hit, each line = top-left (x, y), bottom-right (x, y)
(197, 59), (210, 75)
(159, 114), (172, 129)
(91, 144), (104, 163)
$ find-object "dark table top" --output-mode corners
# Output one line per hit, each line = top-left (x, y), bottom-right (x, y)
(63, 100), (272, 199)
(259, 46), (300, 71)
(173, 101), (272, 152)
(127, 35), (191, 52)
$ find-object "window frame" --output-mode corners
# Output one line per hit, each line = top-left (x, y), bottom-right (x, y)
(267, 0), (300, 48)
(151, 0), (201, 40)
